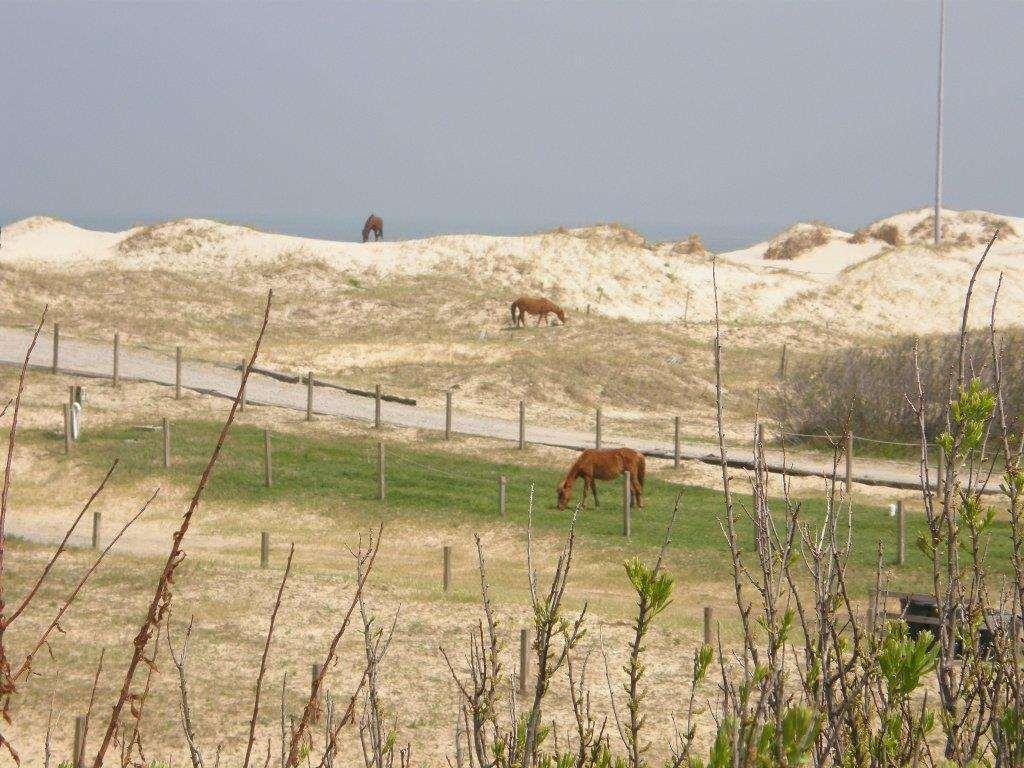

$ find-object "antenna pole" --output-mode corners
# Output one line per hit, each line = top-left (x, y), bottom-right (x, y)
(933, 0), (946, 246)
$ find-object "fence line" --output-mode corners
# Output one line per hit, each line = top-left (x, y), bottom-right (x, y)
(781, 430), (933, 448)
(28, 322), (950, 492)
(125, 416), (971, 550)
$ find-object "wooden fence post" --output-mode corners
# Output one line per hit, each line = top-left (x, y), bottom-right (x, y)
(92, 511), (101, 550)
(443, 545), (451, 592)
(779, 343), (787, 380)
(306, 371), (314, 421)
(260, 531), (270, 569)
(703, 606), (714, 646)
(239, 358), (247, 411)
(845, 432), (853, 494)
(112, 331), (120, 387)
(63, 404), (71, 454)
(175, 346), (182, 400)
(311, 662), (323, 699)
(445, 390), (452, 440)
(52, 323), (60, 374)
(162, 418), (170, 468)
(498, 475), (507, 517)
(518, 628), (530, 696)
(263, 429), (272, 487)
(377, 441), (386, 502)
(73, 714), (86, 768)
(595, 407), (602, 449)
(896, 500), (906, 566)
(374, 384), (382, 429)
(518, 400), (525, 450)
(673, 415), (681, 469)
(622, 470), (631, 538)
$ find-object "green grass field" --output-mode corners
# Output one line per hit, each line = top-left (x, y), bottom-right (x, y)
(25, 418), (1015, 595)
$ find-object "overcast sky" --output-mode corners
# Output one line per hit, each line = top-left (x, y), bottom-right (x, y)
(2, 1), (1022, 244)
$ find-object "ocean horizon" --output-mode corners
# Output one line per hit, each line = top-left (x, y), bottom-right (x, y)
(1, 212), (790, 253)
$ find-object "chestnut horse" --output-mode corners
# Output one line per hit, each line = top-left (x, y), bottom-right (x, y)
(510, 296), (566, 327)
(556, 448), (645, 510)
(362, 214), (383, 242)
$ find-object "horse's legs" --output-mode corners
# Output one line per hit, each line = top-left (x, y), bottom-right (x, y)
(632, 478), (643, 508)
(590, 478), (599, 507)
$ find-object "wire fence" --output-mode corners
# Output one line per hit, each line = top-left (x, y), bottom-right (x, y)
(37, 321), (946, 498)
(24, 321), (964, 471)
(780, 431), (932, 449)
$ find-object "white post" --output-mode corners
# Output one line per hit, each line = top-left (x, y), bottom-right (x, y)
(933, 0), (946, 246)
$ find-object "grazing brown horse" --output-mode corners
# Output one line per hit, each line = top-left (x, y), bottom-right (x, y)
(362, 214), (383, 242)
(556, 448), (645, 510)
(510, 296), (566, 327)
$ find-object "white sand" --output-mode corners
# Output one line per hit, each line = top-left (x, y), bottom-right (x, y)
(3, 208), (1023, 336)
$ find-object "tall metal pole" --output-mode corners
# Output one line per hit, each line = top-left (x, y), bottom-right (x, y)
(933, 0), (946, 246)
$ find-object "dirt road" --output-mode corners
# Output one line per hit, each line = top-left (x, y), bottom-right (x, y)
(0, 325), (936, 491)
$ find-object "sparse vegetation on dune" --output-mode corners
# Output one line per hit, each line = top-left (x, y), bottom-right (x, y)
(0, 258), (772, 441)
(116, 220), (233, 257)
(670, 233), (706, 256)
(908, 211), (1016, 244)
(763, 221), (832, 260)
(849, 221), (904, 246)
(547, 222), (649, 248)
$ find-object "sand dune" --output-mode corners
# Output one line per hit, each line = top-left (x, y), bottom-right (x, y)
(2, 207), (1022, 336)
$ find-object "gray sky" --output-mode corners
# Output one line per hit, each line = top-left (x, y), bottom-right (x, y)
(2, 1), (1022, 245)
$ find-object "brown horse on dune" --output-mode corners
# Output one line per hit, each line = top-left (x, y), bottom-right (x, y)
(510, 296), (566, 327)
(557, 448), (645, 510)
(362, 214), (383, 242)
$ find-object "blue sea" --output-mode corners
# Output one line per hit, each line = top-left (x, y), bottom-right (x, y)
(3, 213), (787, 254)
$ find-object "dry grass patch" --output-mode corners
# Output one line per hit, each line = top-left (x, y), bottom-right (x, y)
(849, 222), (903, 246)
(671, 233), (706, 256)
(763, 222), (831, 260)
